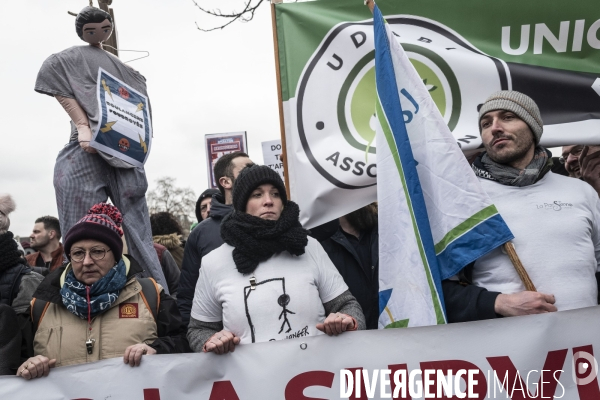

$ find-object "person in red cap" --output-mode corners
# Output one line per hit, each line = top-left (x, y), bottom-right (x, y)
(17, 203), (183, 380)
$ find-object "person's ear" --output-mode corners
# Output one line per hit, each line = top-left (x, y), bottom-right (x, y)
(48, 230), (56, 240)
(219, 176), (233, 190)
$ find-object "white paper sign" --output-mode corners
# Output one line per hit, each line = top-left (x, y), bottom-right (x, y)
(261, 139), (285, 181)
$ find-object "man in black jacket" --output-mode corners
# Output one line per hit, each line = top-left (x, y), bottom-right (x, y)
(195, 188), (220, 223)
(321, 203), (379, 329)
(177, 152), (253, 329)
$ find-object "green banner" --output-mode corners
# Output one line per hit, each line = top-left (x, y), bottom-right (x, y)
(277, 0), (600, 101)
(274, 0), (600, 228)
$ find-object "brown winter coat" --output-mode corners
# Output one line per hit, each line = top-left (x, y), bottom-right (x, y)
(26, 244), (64, 272)
(153, 233), (184, 269)
(31, 256), (184, 367)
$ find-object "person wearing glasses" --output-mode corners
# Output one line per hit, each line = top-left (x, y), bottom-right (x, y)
(561, 145), (600, 196)
(16, 203), (183, 380)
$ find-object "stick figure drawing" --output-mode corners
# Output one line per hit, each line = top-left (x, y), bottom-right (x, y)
(244, 277), (294, 343)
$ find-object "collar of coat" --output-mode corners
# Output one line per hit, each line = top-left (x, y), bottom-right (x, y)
(32, 254), (143, 305)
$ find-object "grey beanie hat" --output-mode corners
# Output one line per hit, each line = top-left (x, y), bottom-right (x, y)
(478, 91), (543, 144)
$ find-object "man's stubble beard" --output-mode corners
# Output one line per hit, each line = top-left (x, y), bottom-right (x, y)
(31, 235), (50, 251)
(484, 129), (535, 166)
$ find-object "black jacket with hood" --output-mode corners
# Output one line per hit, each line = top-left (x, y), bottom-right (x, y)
(177, 193), (232, 329)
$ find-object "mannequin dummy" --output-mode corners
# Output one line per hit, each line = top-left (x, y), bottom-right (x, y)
(34, 7), (168, 293)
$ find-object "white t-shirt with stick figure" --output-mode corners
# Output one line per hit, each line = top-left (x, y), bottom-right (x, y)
(191, 237), (348, 344)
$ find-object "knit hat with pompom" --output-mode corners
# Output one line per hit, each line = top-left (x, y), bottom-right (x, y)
(64, 203), (124, 261)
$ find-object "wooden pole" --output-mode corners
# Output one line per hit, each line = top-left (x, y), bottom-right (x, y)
(270, 2), (291, 200)
(503, 242), (537, 292)
(98, 0), (119, 57)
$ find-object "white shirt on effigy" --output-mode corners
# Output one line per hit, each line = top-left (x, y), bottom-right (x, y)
(191, 237), (348, 344)
(473, 172), (600, 310)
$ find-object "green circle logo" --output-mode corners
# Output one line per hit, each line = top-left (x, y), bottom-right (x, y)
(295, 16), (505, 188)
(338, 44), (461, 155)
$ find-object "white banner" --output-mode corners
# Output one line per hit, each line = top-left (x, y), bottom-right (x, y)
(3, 307), (600, 399)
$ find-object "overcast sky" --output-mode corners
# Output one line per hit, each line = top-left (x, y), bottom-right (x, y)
(1, 0), (282, 238)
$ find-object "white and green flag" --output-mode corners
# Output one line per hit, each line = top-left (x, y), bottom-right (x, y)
(274, 0), (600, 228)
(372, 5), (514, 328)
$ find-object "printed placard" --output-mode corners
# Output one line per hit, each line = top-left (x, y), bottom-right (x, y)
(92, 68), (152, 167)
(205, 132), (248, 188)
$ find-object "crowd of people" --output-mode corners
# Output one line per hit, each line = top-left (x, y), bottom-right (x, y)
(2, 63), (600, 381)
(0, 152), (369, 378)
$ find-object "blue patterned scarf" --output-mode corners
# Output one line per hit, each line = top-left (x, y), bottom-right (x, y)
(60, 259), (127, 319)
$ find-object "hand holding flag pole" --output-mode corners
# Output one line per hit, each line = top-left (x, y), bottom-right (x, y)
(503, 242), (537, 291)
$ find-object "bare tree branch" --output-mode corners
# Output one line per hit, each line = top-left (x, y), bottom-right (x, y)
(191, 0), (266, 32)
(147, 177), (197, 236)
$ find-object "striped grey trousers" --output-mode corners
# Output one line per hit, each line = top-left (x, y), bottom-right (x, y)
(53, 141), (169, 294)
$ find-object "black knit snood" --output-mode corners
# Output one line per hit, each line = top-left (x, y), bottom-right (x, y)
(220, 201), (309, 275)
(0, 232), (25, 273)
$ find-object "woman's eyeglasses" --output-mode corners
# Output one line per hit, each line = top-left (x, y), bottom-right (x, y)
(70, 248), (111, 262)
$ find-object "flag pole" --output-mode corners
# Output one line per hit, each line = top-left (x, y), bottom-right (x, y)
(270, 1), (291, 200)
(503, 242), (537, 292)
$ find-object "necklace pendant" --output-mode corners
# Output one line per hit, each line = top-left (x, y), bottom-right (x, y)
(250, 276), (257, 290)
